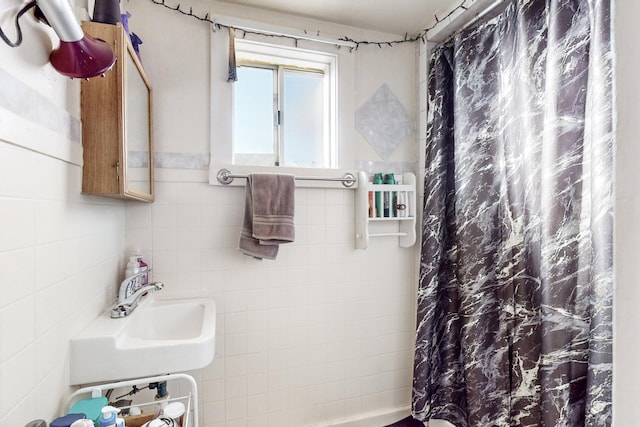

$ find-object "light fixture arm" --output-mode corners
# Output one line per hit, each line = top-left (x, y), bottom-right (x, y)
(35, 0), (84, 42)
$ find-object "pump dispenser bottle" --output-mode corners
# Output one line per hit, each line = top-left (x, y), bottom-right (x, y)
(136, 250), (149, 285)
(125, 257), (140, 278)
(99, 406), (119, 427)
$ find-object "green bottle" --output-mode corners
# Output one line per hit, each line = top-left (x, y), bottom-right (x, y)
(374, 173), (383, 218)
(384, 173), (396, 217)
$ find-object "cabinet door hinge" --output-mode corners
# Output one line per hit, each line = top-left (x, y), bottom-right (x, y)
(114, 161), (120, 182)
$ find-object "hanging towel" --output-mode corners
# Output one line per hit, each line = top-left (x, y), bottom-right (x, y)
(238, 173), (295, 260)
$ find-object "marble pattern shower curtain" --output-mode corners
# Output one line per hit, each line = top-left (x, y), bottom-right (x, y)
(412, 0), (613, 426)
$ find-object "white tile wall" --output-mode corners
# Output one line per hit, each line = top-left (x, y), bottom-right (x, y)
(116, 0), (422, 422)
(0, 141), (125, 427)
(0, 1), (629, 426)
(614, 2), (640, 425)
(125, 179), (418, 427)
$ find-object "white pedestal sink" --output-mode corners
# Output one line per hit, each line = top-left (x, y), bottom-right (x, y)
(70, 296), (216, 385)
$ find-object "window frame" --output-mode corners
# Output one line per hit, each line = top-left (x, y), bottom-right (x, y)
(210, 29), (356, 188)
(232, 39), (338, 169)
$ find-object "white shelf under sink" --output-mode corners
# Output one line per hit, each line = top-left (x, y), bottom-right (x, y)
(65, 373), (199, 427)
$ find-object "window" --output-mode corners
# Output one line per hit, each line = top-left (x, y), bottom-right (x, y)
(232, 40), (337, 169)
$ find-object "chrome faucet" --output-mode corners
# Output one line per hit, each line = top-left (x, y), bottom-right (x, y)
(111, 270), (164, 318)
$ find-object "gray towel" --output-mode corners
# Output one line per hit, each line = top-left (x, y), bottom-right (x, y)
(238, 173), (295, 260)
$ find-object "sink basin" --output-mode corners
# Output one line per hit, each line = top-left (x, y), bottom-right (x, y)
(70, 296), (216, 385)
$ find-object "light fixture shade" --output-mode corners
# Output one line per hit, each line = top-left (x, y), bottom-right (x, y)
(36, 0), (116, 79)
(49, 35), (116, 79)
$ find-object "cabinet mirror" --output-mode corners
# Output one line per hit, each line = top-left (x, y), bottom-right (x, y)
(124, 45), (153, 198)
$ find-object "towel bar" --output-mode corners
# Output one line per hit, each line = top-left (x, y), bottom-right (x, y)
(216, 168), (357, 188)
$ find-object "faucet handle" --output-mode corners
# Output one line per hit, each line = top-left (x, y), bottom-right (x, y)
(118, 276), (137, 303)
(111, 305), (129, 318)
(150, 282), (165, 291)
(118, 269), (151, 302)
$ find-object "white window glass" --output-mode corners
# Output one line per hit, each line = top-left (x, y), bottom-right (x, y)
(228, 39), (337, 169)
(233, 66), (276, 166)
(282, 69), (325, 168)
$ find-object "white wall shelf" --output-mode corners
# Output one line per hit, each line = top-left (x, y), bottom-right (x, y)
(355, 171), (417, 249)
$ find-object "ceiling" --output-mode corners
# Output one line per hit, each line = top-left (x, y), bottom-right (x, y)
(213, 0), (459, 35)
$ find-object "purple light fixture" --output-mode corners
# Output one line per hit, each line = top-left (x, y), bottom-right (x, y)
(36, 0), (116, 79)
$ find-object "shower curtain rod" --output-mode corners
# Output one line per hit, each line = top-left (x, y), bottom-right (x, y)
(213, 17), (358, 49)
(427, 0), (508, 42)
(216, 168), (357, 188)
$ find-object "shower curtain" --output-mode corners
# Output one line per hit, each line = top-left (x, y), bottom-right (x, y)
(412, 0), (613, 426)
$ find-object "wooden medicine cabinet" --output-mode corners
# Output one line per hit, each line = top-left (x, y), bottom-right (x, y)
(81, 21), (154, 202)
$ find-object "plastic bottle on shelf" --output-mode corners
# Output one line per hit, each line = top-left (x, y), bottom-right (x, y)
(67, 392), (108, 427)
(124, 256), (141, 291)
(125, 256), (140, 278)
(163, 401), (186, 427)
(99, 406), (119, 427)
(374, 173), (383, 218)
(136, 250), (149, 285)
(386, 173), (397, 217)
(384, 173), (395, 217)
(50, 414), (86, 427)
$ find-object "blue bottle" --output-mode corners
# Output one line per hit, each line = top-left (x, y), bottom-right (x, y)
(99, 406), (119, 427)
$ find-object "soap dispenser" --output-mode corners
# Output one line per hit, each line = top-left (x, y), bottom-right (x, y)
(136, 250), (149, 285)
(125, 256), (140, 278)
(99, 406), (119, 427)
